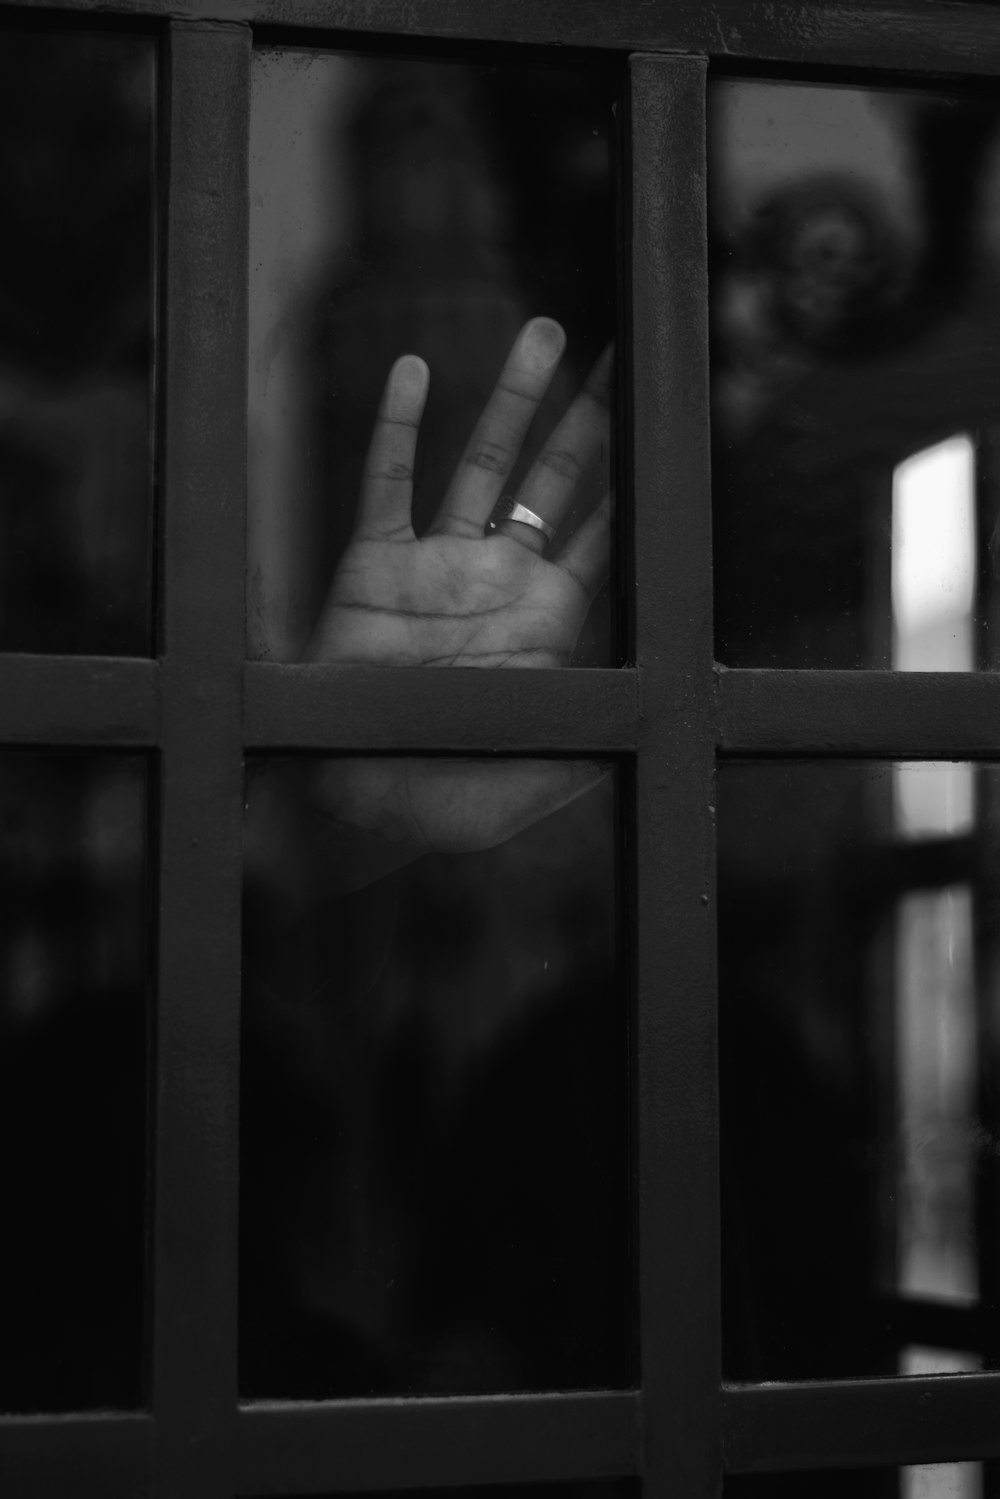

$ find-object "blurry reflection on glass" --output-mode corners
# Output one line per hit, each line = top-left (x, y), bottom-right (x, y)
(241, 757), (629, 1399)
(249, 50), (617, 665)
(711, 79), (1000, 668)
(0, 31), (156, 655)
(720, 758), (1000, 1383)
(0, 753), (149, 1411)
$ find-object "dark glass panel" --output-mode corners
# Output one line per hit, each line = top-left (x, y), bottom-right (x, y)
(240, 758), (629, 1397)
(0, 753), (150, 1411)
(0, 30), (156, 656)
(710, 78), (1000, 669)
(720, 759), (1000, 1383)
(248, 49), (618, 665)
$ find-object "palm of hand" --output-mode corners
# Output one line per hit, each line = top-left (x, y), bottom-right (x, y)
(307, 319), (611, 857)
(311, 530), (588, 670)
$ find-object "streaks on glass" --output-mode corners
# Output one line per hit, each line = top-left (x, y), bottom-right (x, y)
(0, 30), (156, 655)
(0, 753), (150, 1411)
(720, 759), (1000, 1383)
(240, 757), (629, 1398)
(248, 49), (617, 665)
(710, 78), (1000, 668)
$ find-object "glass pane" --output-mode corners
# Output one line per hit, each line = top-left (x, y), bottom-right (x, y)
(249, 49), (618, 666)
(0, 753), (150, 1411)
(720, 760), (1000, 1382)
(728, 1468), (985, 1499)
(0, 30), (156, 655)
(710, 78), (1000, 668)
(241, 758), (629, 1397)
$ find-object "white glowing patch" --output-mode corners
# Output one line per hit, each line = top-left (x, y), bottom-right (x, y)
(892, 435), (976, 671)
(894, 761), (974, 840)
(901, 1462), (982, 1499)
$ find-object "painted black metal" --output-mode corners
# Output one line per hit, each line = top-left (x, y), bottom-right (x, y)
(244, 664), (638, 752)
(723, 1376), (1000, 1472)
(0, 656), (158, 745)
(632, 53), (722, 1499)
(3, 0), (1000, 78)
(717, 668), (1000, 757)
(236, 1392), (640, 1495)
(151, 21), (249, 1499)
(7, 3), (1000, 1496)
(0, 1413), (152, 1499)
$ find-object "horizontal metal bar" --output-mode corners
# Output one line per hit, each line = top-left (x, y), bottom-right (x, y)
(4, 0), (1000, 77)
(0, 656), (159, 746)
(723, 1375), (1000, 1472)
(237, 1389), (641, 1494)
(0, 1412), (152, 1499)
(716, 669), (1000, 758)
(245, 664), (638, 752)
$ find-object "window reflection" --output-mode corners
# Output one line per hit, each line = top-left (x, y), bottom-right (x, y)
(0, 30), (156, 655)
(248, 50), (617, 665)
(711, 79), (1000, 669)
(0, 753), (149, 1412)
(720, 759), (1000, 1383)
(240, 757), (629, 1399)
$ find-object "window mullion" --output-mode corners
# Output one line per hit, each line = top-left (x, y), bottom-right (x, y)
(630, 51), (721, 1498)
(152, 21), (250, 1497)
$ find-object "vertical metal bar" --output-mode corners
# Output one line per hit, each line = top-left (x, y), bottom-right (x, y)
(631, 54), (721, 1498)
(152, 21), (249, 1497)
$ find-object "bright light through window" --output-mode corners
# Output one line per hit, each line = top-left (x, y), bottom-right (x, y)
(891, 437), (979, 1410)
(892, 434), (976, 672)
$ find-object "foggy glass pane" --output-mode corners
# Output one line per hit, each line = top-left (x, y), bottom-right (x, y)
(720, 760), (1000, 1383)
(710, 78), (1000, 668)
(0, 754), (150, 1411)
(240, 758), (629, 1398)
(249, 49), (618, 666)
(0, 30), (156, 655)
(728, 1467), (984, 1499)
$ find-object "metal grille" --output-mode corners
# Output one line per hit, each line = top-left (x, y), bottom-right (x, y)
(2, 4), (1000, 1496)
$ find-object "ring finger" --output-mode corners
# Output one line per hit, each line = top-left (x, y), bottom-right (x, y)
(493, 342), (612, 555)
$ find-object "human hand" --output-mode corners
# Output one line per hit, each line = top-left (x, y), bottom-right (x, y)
(306, 317), (613, 862)
(308, 316), (611, 670)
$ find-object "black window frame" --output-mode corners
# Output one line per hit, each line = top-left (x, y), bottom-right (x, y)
(3, 1), (1000, 1496)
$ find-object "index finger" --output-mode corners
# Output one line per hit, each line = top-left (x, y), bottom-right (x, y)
(355, 354), (430, 541)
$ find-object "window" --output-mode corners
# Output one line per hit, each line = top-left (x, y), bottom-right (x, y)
(3, 4), (1000, 1498)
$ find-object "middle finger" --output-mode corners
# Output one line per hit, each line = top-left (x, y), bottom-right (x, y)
(429, 317), (566, 538)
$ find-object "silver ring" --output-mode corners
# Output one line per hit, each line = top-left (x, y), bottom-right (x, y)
(487, 496), (556, 544)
